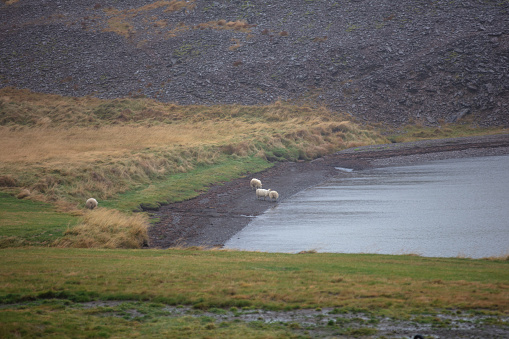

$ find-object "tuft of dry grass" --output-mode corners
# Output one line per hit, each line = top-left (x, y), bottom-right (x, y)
(229, 38), (243, 51)
(53, 209), (149, 249)
(1, 0), (20, 5)
(194, 20), (254, 33)
(100, 1), (196, 38)
(0, 175), (17, 187)
(104, 16), (134, 38)
(16, 189), (30, 199)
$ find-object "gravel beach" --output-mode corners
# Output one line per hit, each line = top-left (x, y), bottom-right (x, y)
(150, 133), (509, 248)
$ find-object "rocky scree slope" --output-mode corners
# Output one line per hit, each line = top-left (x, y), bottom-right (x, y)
(0, 0), (508, 126)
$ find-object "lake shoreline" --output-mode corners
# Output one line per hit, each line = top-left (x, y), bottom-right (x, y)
(150, 134), (509, 249)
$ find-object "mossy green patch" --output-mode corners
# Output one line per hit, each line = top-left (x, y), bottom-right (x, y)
(101, 155), (271, 212)
(0, 192), (77, 247)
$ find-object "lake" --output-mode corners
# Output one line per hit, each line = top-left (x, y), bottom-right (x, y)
(224, 154), (509, 258)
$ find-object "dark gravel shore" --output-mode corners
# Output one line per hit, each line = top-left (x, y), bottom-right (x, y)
(149, 133), (509, 249)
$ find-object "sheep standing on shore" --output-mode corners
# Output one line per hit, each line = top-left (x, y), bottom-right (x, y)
(256, 188), (271, 200)
(269, 190), (279, 202)
(85, 198), (98, 210)
(250, 178), (262, 190)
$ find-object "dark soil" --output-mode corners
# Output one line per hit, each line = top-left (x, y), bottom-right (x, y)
(150, 133), (509, 248)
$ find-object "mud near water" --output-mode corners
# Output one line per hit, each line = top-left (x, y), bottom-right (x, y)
(78, 301), (509, 338)
(224, 154), (509, 257)
(150, 134), (509, 250)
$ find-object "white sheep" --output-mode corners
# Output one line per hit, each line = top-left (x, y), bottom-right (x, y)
(256, 188), (271, 200)
(85, 198), (98, 210)
(269, 190), (279, 202)
(250, 178), (262, 190)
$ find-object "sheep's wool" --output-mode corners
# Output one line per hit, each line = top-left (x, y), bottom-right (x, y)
(86, 198), (98, 209)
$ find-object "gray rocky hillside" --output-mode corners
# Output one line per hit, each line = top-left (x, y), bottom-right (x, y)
(1, 0), (508, 126)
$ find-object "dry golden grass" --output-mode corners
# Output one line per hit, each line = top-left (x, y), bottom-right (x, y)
(0, 87), (387, 250)
(0, 123), (236, 165)
(195, 20), (254, 33)
(53, 208), (149, 249)
(229, 38), (243, 51)
(1, 0), (20, 5)
(101, 1), (196, 38)
(0, 118), (372, 170)
(0, 87), (384, 238)
(104, 17), (134, 38)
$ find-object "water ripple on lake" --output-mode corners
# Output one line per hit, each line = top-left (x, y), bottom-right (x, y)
(225, 155), (509, 258)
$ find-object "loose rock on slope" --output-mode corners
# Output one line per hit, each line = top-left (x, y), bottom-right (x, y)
(1, 0), (508, 126)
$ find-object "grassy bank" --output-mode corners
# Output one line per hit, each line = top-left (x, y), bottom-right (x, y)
(0, 87), (386, 248)
(1, 89), (508, 337)
(0, 192), (78, 248)
(1, 87), (508, 248)
(3, 248), (507, 310)
(2, 87), (372, 207)
(0, 248), (508, 337)
(0, 87), (507, 250)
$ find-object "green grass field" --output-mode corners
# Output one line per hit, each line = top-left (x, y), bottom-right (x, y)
(102, 155), (271, 212)
(0, 192), (78, 247)
(0, 248), (508, 338)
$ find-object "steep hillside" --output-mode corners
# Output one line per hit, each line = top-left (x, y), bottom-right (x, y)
(1, 0), (508, 126)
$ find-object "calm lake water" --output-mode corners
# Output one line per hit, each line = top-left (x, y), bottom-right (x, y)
(224, 154), (509, 258)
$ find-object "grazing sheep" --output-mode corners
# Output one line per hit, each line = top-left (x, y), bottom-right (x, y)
(269, 190), (279, 202)
(85, 198), (98, 210)
(250, 178), (262, 190)
(256, 188), (271, 200)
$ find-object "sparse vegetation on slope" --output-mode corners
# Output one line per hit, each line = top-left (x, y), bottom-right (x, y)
(384, 122), (508, 143)
(1, 0), (507, 126)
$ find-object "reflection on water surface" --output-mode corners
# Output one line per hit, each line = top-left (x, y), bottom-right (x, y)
(225, 155), (509, 258)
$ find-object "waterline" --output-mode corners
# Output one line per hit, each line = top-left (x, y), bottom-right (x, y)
(225, 155), (509, 258)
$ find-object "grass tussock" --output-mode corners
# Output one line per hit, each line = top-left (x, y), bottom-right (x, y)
(1, 0), (20, 5)
(0, 87), (384, 209)
(100, 1), (196, 38)
(54, 209), (149, 249)
(195, 20), (254, 33)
